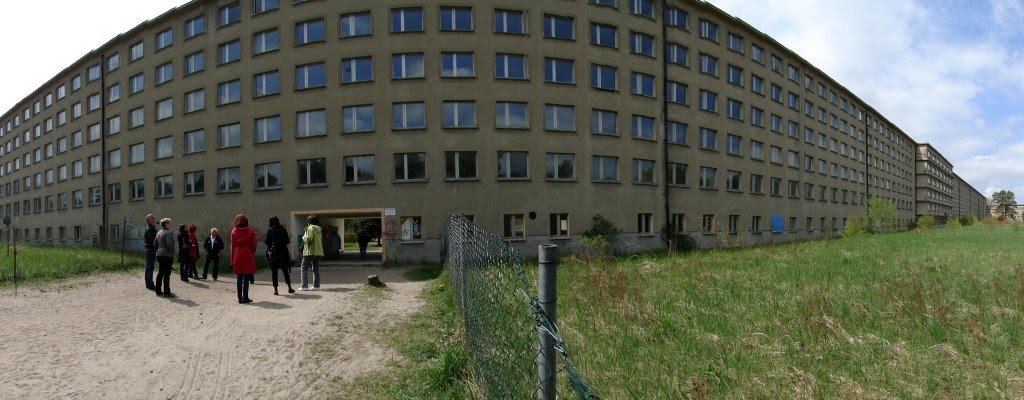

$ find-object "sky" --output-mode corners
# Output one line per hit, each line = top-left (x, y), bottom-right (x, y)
(0, 0), (1020, 198)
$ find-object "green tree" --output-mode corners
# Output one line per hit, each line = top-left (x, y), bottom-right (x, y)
(864, 196), (897, 233)
(993, 190), (1017, 220)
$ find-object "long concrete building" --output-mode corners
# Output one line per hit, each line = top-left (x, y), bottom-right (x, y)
(0, 0), (988, 262)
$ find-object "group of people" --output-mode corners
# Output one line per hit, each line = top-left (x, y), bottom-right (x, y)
(142, 213), (326, 304)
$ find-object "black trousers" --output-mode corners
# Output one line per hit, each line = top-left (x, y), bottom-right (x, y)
(156, 256), (173, 294)
(271, 266), (292, 288)
(236, 274), (251, 301)
(203, 254), (219, 279)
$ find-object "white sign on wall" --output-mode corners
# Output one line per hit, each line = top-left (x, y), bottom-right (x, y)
(384, 208), (396, 216)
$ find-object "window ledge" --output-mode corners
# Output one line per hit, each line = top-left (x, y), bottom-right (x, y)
(445, 178), (479, 182)
(255, 187), (283, 191)
(298, 184), (328, 189)
(549, 236), (571, 241)
(545, 179), (577, 183)
(497, 178), (530, 182)
(343, 182), (376, 186)
(400, 240), (425, 244)
(394, 179), (428, 184)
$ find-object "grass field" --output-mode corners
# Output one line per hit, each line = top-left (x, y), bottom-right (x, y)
(0, 245), (144, 285)
(555, 224), (1024, 398)
(367, 224), (1024, 399)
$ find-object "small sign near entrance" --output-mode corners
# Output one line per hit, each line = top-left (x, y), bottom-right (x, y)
(384, 208), (396, 216)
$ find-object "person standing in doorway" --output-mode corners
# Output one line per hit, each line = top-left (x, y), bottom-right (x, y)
(356, 229), (371, 261)
(265, 216), (295, 295)
(154, 218), (176, 298)
(299, 215), (323, 290)
(143, 214), (158, 290)
(231, 213), (257, 304)
(202, 228), (224, 280)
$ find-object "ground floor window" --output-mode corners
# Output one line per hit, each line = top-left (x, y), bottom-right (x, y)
(400, 216), (421, 241)
(549, 213), (568, 237)
(503, 214), (525, 239)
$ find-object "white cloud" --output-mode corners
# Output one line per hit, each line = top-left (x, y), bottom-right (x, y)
(709, 0), (1024, 198)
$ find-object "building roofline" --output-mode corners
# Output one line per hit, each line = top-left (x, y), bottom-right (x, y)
(0, 0), (201, 122)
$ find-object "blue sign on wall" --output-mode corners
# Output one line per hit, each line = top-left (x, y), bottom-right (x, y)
(771, 215), (784, 233)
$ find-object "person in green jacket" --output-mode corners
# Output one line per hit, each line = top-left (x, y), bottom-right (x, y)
(299, 214), (324, 290)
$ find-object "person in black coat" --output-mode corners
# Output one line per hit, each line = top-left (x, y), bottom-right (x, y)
(177, 224), (195, 282)
(265, 216), (295, 295)
(202, 228), (225, 281)
(143, 214), (158, 290)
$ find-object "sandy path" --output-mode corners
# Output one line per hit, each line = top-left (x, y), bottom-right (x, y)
(0, 266), (426, 399)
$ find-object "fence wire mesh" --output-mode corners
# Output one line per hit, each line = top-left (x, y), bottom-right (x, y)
(442, 214), (598, 400)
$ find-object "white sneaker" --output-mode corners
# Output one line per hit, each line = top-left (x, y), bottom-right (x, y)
(298, 287), (309, 291)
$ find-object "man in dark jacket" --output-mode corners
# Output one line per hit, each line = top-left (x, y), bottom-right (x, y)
(144, 214), (158, 290)
(202, 228), (225, 280)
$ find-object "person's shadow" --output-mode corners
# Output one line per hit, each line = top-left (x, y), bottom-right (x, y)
(167, 297), (199, 307)
(249, 301), (291, 309)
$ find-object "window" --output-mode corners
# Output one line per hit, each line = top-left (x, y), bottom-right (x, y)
(393, 102), (426, 129)
(666, 121), (686, 145)
(343, 155), (376, 184)
(665, 43), (688, 66)
(725, 170), (741, 191)
(769, 177), (781, 196)
(295, 19), (325, 45)
(631, 72), (654, 96)
(590, 109), (617, 135)
(629, 0), (654, 18)
(295, 62), (326, 89)
(590, 64), (617, 90)
(185, 51), (205, 75)
(543, 14), (574, 40)
(87, 64), (101, 82)
(401, 216), (423, 241)
(72, 160), (83, 177)
(127, 180), (144, 201)
(665, 7), (687, 29)
(107, 53), (121, 72)
(185, 129), (205, 153)
(631, 115), (654, 140)
(545, 153), (574, 180)
(218, 123), (241, 148)
(727, 65), (743, 86)
(108, 83), (121, 103)
(185, 15), (205, 38)
(129, 143), (144, 164)
(698, 90), (717, 112)
(72, 102), (82, 119)
(340, 12), (372, 38)
(699, 167), (716, 189)
(698, 19), (718, 41)
(254, 70), (280, 96)
(391, 7), (424, 33)
(218, 167), (241, 192)
(667, 162), (687, 185)
(218, 3), (240, 27)
(545, 104), (575, 131)
(155, 98), (173, 121)
(550, 213), (569, 237)
(503, 214), (525, 239)
(440, 6), (473, 31)
(184, 170), (204, 195)
(750, 174), (763, 194)
(666, 81), (687, 104)
(88, 187), (102, 206)
(751, 75), (764, 95)
(770, 114), (782, 132)
(129, 107), (144, 128)
(443, 101), (477, 128)
(494, 9), (525, 34)
(727, 134), (742, 155)
(441, 52), (475, 77)
(253, 29), (280, 55)
(495, 53), (527, 79)
(342, 57), (373, 83)
(342, 104), (375, 133)
(632, 159), (654, 184)
(445, 151), (477, 180)
(297, 158), (327, 187)
(630, 32), (654, 57)
(156, 28), (173, 50)
(156, 136), (173, 159)
(699, 128), (717, 150)
(256, 162), (283, 189)
(392, 53), (425, 79)
(88, 155), (101, 173)
(770, 146), (782, 164)
(129, 41), (144, 62)
(155, 175), (173, 198)
(750, 107), (764, 127)
(394, 153), (426, 181)
(545, 58), (574, 84)
(88, 93), (101, 111)
(726, 99), (742, 120)
(699, 53), (718, 76)
(254, 115), (280, 142)
(497, 151), (528, 179)
(496, 102), (528, 129)
(218, 79), (241, 105)
(589, 23), (617, 48)
(296, 109), (326, 137)
(253, 0), (278, 14)
(218, 40), (241, 65)
(592, 156), (617, 181)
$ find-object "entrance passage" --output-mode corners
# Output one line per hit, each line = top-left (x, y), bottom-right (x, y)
(290, 209), (383, 265)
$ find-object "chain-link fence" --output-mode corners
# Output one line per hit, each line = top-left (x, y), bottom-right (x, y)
(442, 214), (598, 400)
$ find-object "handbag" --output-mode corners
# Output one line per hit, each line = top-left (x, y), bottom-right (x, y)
(265, 244), (276, 263)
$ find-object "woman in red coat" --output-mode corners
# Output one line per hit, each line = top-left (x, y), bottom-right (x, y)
(187, 224), (200, 279)
(231, 213), (257, 304)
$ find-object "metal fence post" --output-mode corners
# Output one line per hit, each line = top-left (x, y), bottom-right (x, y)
(537, 244), (558, 400)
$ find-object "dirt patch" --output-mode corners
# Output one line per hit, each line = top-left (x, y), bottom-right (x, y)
(0, 266), (427, 399)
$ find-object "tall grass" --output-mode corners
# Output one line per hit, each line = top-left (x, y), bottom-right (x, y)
(0, 245), (144, 285)
(553, 225), (1024, 398)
